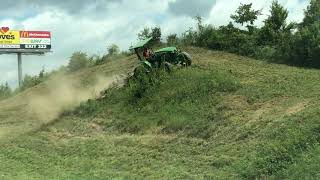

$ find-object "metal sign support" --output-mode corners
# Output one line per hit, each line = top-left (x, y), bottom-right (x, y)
(0, 49), (51, 88)
(17, 52), (22, 87)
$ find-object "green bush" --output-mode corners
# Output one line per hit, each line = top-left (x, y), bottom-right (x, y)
(67, 52), (88, 72)
(19, 69), (50, 91)
(254, 46), (277, 60)
(291, 22), (320, 67)
(167, 34), (179, 46)
(72, 99), (104, 117)
(0, 82), (12, 100)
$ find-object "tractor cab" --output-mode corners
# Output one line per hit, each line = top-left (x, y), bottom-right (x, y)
(129, 37), (154, 71)
(129, 37), (153, 61)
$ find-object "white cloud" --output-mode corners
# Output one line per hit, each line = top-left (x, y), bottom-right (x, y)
(168, 0), (216, 17)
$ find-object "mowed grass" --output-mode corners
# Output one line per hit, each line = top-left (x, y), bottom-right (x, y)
(1, 47), (320, 179)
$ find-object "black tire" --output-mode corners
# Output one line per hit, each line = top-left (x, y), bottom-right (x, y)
(164, 62), (173, 72)
(133, 65), (148, 78)
(182, 52), (192, 66)
(178, 52), (192, 67)
(186, 56), (192, 66)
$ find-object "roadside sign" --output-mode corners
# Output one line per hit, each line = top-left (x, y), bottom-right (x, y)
(0, 27), (51, 53)
(0, 29), (20, 46)
(0, 27), (52, 87)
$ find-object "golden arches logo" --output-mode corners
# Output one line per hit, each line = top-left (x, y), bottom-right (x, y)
(20, 31), (29, 38)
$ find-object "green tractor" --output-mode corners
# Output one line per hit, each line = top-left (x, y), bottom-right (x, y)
(129, 37), (192, 75)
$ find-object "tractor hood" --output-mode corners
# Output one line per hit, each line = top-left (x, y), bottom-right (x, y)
(154, 47), (177, 53)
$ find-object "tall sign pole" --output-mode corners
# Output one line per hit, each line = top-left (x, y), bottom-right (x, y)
(0, 27), (51, 88)
(17, 52), (22, 87)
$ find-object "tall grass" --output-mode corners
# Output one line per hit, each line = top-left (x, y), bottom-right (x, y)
(72, 67), (239, 138)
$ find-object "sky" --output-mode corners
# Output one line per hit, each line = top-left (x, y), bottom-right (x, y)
(0, 0), (311, 88)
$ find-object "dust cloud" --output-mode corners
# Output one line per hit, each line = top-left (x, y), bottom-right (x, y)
(26, 74), (122, 122)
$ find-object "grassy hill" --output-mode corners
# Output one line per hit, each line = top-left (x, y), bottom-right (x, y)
(0, 47), (320, 179)
(0, 55), (134, 141)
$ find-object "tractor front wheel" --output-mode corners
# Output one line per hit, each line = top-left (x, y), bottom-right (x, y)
(133, 65), (149, 78)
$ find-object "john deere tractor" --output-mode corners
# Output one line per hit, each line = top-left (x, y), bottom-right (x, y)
(129, 37), (192, 75)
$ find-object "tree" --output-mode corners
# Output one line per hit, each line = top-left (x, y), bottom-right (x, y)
(291, 0), (320, 67)
(107, 44), (120, 56)
(291, 24), (320, 66)
(137, 27), (151, 40)
(302, 0), (320, 27)
(231, 3), (261, 31)
(194, 15), (204, 33)
(259, 1), (294, 45)
(264, 1), (290, 32)
(167, 34), (178, 45)
(181, 27), (197, 45)
(38, 68), (45, 79)
(151, 26), (162, 42)
(194, 15), (207, 46)
(137, 26), (162, 42)
(68, 52), (88, 72)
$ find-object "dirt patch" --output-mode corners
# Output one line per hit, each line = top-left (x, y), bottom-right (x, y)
(246, 99), (310, 125)
(285, 102), (309, 116)
(223, 95), (249, 111)
(250, 103), (274, 122)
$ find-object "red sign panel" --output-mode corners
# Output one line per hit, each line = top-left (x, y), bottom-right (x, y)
(20, 31), (51, 38)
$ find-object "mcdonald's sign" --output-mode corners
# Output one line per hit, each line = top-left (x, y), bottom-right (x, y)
(20, 31), (51, 38)
(20, 31), (28, 38)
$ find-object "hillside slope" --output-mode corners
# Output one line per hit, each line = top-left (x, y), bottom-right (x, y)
(0, 55), (135, 140)
(1, 47), (320, 179)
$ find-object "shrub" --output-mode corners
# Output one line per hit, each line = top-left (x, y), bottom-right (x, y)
(19, 69), (49, 91)
(254, 46), (277, 60)
(167, 34), (178, 46)
(0, 82), (12, 100)
(67, 52), (88, 72)
(107, 44), (120, 56)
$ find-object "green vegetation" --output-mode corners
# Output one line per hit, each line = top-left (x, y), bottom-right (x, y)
(19, 69), (52, 91)
(72, 67), (239, 138)
(0, 82), (11, 100)
(68, 52), (90, 72)
(107, 44), (120, 56)
(137, 26), (162, 42)
(165, 0), (320, 68)
(2, 0), (319, 92)
(1, 47), (320, 179)
(0, 0), (319, 179)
